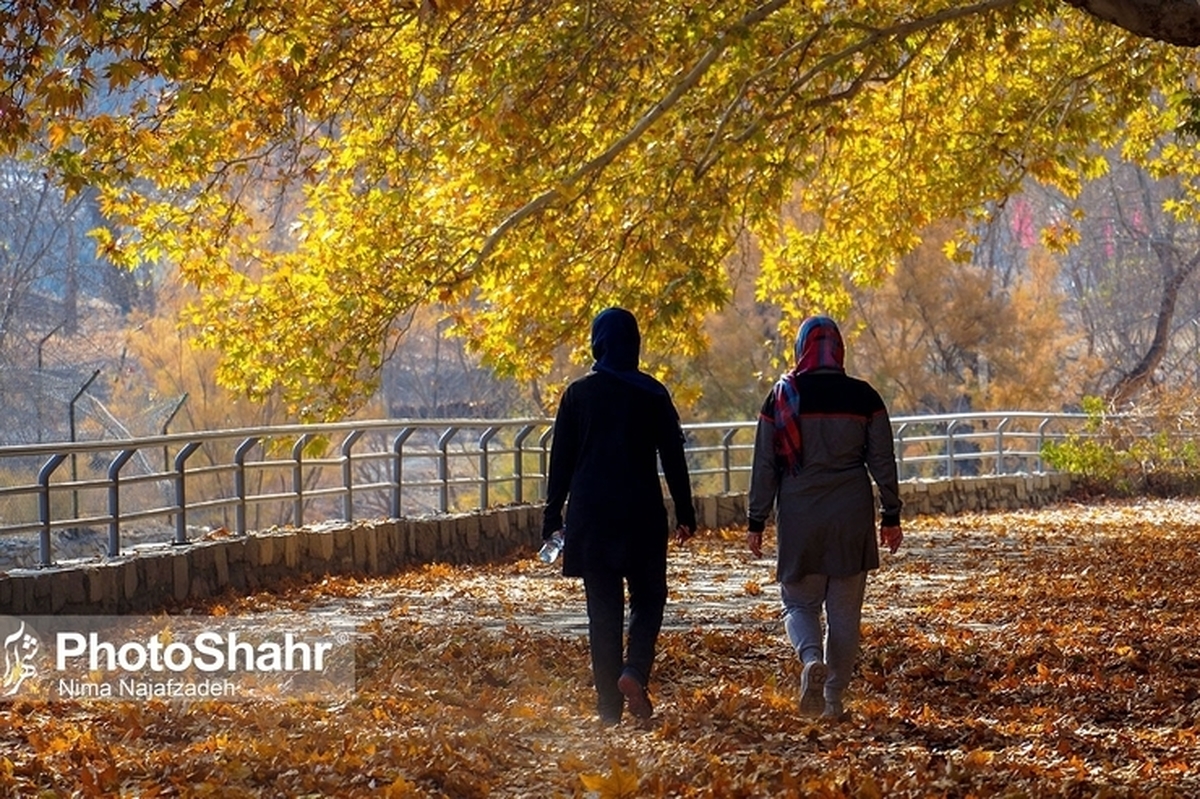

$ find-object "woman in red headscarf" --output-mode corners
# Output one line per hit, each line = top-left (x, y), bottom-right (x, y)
(747, 315), (903, 721)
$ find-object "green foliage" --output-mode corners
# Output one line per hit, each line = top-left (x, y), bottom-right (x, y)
(1043, 395), (1200, 495)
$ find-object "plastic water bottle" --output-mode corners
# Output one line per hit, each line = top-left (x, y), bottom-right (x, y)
(538, 529), (565, 564)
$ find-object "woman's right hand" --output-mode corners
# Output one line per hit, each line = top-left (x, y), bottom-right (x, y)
(880, 525), (903, 554)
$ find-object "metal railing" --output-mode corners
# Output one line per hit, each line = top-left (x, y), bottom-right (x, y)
(0, 411), (1090, 569)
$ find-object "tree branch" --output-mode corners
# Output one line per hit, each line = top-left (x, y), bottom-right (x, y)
(694, 0), (1022, 178)
(465, 0), (790, 279)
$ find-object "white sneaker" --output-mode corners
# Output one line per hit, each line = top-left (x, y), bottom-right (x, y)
(799, 661), (827, 717)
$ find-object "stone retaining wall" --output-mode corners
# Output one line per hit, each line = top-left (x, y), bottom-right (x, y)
(1, 473), (1075, 615)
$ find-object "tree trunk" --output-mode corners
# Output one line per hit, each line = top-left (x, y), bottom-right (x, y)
(1065, 0), (1200, 47)
(1107, 247), (1200, 405)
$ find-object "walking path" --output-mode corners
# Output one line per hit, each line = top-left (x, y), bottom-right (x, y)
(286, 517), (1058, 639)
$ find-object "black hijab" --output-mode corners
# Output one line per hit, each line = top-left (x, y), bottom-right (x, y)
(590, 307), (669, 397)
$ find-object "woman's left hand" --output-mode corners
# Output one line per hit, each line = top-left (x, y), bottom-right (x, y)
(747, 530), (763, 558)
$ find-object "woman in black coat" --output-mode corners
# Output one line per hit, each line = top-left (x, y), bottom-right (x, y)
(542, 307), (696, 726)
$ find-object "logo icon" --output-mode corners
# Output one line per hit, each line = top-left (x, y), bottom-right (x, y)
(1, 617), (42, 697)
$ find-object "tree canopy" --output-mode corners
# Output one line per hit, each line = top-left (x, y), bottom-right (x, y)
(2, 0), (1198, 417)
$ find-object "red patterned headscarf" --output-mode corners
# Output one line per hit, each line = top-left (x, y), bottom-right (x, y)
(767, 316), (845, 474)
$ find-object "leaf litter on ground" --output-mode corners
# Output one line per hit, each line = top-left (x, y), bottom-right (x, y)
(2, 498), (1199, 797)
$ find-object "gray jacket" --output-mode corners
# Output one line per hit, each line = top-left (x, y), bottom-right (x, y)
(747, 371), (901, 582)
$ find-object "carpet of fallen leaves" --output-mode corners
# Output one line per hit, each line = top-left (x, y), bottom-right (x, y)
(3, 497), (1200, 798)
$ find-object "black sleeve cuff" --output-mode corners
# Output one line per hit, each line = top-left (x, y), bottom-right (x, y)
(881, 511), (901, 527)
(748, 517), (766, 534)
(676, 505), (697, 531)
(543, 510), (563, 539)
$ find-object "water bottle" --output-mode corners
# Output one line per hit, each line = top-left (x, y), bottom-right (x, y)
(538, 529), (565, 564)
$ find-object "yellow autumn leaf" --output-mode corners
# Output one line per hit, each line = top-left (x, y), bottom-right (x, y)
(580, 763), (641, 798)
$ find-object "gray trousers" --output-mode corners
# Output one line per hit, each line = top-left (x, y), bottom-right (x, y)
(780, 571), (868, 702)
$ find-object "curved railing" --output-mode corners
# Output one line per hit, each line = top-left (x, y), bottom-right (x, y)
(0, 411), (1091, 568)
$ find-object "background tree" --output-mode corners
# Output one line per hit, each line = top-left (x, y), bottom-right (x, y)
(668, 235), (781, 421)
(379, 306), (531, 419)
(3, 1), (1200, 418)
(847, 219), (1094, 415)
(1052, 158), (1200, 405)
(0, 156), (155, 444)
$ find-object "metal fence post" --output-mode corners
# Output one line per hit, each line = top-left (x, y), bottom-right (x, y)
(721, 428), (738, 494)
(513, 425), (535, 504)
(37, 454), (68, 567)
(1037, 418), (1051, 473)
(437, 427), (460, 512)
(341, 430), (364, 522)
(234, 437), (260, 535)
(995, 418), (1010, 475)
(537, 426), (554, 498)
(174, 441), (201, 545)
(945, 420), (959, 477)
(391, 428), (416, 519)
(161, 393), (189, 472)
(478, 427), (499, 508)
(291, 434), (311, 527)
(107, 449), (137, 557)
(68, 368), (102, 533)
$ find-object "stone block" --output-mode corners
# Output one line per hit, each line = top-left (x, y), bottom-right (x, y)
(190, 542), (214, 578)
(0, 576), (12, 613)
(189, 572), (211, 600)
(480, 514), (499, 541)
(366, 528), (380, 573)
(375, 521), (396, 562)
(284, 534), (299, 569)
(7, 576), (30, 615)
(47, 572), (68, 613)
(414, 521), (437, 560)
(214, 544), (230, 588)
(252, 535), (274, 568)
(173, 553), (190, 603)
(388, 521), (406, 561)
(350, 526), (369, 571)
(333, 528), (353, 561)
(32, 571), (51, 601)
(225, 537), (247, 564)
(227, 561), (248, 592)
(464, 515), (480, 552)
(63, 569), (86, 607)
(715, 495), (734, 528)
(308, 530), (335, 562)
(123, 558), (142, 604)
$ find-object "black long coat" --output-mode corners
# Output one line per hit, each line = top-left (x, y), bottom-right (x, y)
(542, 371), (696, 578)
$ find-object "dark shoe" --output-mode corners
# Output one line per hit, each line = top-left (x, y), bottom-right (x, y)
(821, 700), (849, 722)
(799, 661), (827, 717)
(617, 670), (653, 720)
(598, 698), (623, 727)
